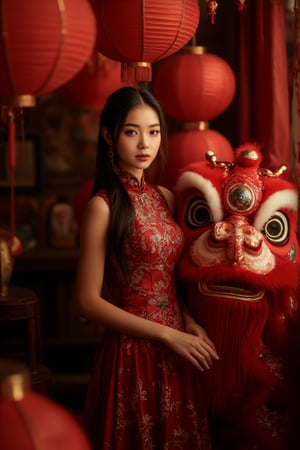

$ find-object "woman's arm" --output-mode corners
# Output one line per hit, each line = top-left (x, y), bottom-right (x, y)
(75, 195), (219, 370)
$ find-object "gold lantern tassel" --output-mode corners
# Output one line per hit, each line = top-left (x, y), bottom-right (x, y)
(0, 109), (22, 297)
(236, 0), (247, 12)
(206, 0), (219, 24)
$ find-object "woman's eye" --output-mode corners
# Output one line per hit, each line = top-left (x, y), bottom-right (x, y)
(262, 211), (289, 245)
(150, 129), (160, 136)
(125, 129), (137, 136)
(185, 197), (212, 229)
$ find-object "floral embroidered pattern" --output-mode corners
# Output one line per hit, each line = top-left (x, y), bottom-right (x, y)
(82, 172), (211, 449)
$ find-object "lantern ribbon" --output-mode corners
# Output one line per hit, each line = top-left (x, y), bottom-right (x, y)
(8, 109), (15, 239)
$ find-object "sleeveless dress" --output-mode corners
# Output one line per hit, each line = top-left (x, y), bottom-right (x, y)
(82, 171), (211, 450)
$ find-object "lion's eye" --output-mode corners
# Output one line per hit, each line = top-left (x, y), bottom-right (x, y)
(262, 211), (289, 245)
(185, 197), (212, 229)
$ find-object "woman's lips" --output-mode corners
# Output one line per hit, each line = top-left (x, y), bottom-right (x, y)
(136, 154), (150, 161)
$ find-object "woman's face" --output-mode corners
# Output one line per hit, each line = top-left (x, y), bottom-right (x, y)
(116, 103), (161, 180)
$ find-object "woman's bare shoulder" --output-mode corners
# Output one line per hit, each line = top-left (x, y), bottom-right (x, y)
(80, 195), (110, 232)
(157, 185), (175, 216)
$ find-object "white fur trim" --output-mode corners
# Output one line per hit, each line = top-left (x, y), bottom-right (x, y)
(254, 189), (298, 230)
(176, 171), (223, 222)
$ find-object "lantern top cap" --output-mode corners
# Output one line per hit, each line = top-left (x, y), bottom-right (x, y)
(182, 45), (206, 55)
(0, 95), (36, 108)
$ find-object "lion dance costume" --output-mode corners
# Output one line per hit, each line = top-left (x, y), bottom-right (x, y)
(175, 144), (299, 450)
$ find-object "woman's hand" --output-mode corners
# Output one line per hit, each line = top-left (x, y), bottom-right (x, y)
(162, 326), (219, 371)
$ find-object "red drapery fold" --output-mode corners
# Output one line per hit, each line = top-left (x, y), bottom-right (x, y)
(238, 0), (291, 178)
(291, 0), (300, 180)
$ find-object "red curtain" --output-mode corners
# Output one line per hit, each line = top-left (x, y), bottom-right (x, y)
(291, 0), (300, 180)
(238, 0), (290, 177)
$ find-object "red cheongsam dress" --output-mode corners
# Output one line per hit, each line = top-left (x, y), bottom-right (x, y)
(82, 171), (211, 450)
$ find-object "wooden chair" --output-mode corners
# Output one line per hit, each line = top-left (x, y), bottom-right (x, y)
(0, 286), (51, 393)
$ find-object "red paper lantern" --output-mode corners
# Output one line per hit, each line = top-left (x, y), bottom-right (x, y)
(0, 0), (96, 106)
(160, 126), (234, 189)
(0, 0), (96, 267)
(57, 52), (132, 110)
(0, 359), (91, 450)
(153, 46), (236, 122)
(90, 0), (200, 82)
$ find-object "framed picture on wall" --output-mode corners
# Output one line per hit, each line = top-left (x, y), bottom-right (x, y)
(0, 135), (41, 193)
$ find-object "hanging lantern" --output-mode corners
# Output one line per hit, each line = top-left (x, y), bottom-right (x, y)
(0, 359), (91, 450)
(0, 0), (96, 294)
(57, 52), (132, 110)
(160, 124), (234, 189)
(90, 0), (200, 82)
(0, 0), (96, 107)
(153, 46), (236, 122)
(153, 45), (236, 189)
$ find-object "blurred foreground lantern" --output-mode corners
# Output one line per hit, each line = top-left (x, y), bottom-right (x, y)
(159, 124), (234, 189)
(57, 52), (130, 110)
(0, 359), (91, 450)
(153, 46), (236, 122)
(90, 0), (200, 82)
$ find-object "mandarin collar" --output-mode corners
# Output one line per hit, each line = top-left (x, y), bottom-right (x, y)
(116, 167), (145, 192)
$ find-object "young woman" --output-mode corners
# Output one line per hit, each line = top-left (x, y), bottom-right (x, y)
(75, 86), (219, 450)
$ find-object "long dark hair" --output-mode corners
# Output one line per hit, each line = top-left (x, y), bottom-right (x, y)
(92, 86), (168, 281)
